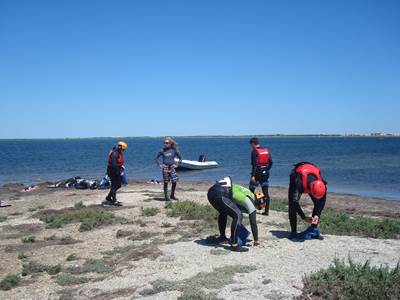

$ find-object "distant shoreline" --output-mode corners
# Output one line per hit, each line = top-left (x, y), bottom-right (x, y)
(1, 134), (400, 141)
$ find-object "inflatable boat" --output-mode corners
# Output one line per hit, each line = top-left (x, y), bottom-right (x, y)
(175, 155), (219, 171)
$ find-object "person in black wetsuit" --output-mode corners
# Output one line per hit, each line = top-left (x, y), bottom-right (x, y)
(288, 162), (327, 239)
(104, 141), (127, 206)
(249, 137), (273, 215)
(155, 137), (182, 201)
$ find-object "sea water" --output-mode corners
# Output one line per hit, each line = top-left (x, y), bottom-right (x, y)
(0, 137), (399, 200)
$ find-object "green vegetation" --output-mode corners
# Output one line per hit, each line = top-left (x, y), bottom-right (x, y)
(134, 219), (147, 227)
(74, 201), (85, 209)
(0, 274), (20, 291)
(319, 208), (400, 239)
(140, 265), (256, 297)
(18, 253), (29, 260)
(55, 274), (89, 286)
(269, 198), (288, 212)
(28, 207), (38, 212)
(141, 207), (160, 217)
(37, 206), (116, 231)
(65, 259), (112, 274)
(22, 261), (61, 276)
(22, 235), (36, 243)
(66, 254), (78, 261)
(0, 215), (7, 222)
(298, 258), (400, 300)
(116, 229), (134, 238)
(166, 201), (218, 226)
(161, 222), (173, 228)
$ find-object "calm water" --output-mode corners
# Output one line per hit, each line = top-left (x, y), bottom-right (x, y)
(0, 137), (399, 200)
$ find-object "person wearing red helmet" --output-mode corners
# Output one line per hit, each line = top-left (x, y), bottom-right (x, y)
(288, 162), (327, 239)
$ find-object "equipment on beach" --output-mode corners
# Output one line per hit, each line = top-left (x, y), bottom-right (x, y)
(254, 191), (265, 210)
(175, 155), (219, 171)
(230, 224), (250, 246)
(0, 199), (11, 208)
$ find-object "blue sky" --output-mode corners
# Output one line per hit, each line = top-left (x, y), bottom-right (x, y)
(1, 0), (399, 138)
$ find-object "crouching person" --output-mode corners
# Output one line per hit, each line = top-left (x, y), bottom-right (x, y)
(207, 177), (264, 252)
(288, 162), (327, 240)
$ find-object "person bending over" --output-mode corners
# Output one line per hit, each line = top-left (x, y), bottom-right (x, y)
(288, 162), (327, 239)
(207, 177), (265, 251)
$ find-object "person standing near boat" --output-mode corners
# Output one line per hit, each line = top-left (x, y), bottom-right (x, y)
(249, 137), (273, 215)
(288, 162), (327, 240)
(104, 141), (127, 206)
(155, 137), (182, 201)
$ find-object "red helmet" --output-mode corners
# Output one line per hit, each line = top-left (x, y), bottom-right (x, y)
(310, 180), (326, 199)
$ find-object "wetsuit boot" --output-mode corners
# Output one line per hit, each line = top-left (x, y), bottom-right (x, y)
(164, 183), (170, 201)
(261, 187), (270, 216)
(170, 182), (178, 200)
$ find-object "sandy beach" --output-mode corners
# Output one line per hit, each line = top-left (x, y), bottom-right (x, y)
(0, 181), (399, 300)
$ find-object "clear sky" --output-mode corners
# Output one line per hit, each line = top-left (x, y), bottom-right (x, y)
(1, 0), (399, 138)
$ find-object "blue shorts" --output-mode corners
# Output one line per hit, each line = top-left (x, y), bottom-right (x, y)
(162, 166), (178, 182)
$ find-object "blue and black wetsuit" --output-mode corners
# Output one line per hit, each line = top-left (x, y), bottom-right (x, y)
(155, 148), (182, 200)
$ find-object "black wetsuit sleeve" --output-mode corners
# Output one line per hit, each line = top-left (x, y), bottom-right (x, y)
(249, 211), (258, 241)
(267, 156), (273, 171)
(251, 150), (257, 176)
(155, 151), (163, 166)
(110, 152), (120, 172)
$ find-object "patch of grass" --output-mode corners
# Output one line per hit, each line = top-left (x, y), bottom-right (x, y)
(55, 274), (89, 286)
(59, 235), (81, 245)
(22, 261), (61, 276)
(37, 206), (115, 231)
(74, 201), (85, 209)
(141, 207), (160, 217)
(22, 235), (36, 243)
(65, 259), (112, 274)
(0, 215), (7, 222)
(269, 198), (288, 212)
(298, 258), (400, 300)
(166, 201), (218, 227)
(57, 288), (76, 300)
(0, 274), (20, 291)
(9, 212), (23, 216)
(28, 207), (38, 212)
(44, 235), (57, 241)
(66, 253), (78, 261)
(116, 229), (134, 238)
(161, 222), (173, 228)
(134, 219), (147, 227)
(18, 253), (29, 260)
(140, 265), (256, 297)
(37, 205), (45, 209)
(320, 208), (400, 239)
(128, 231), (156, 241)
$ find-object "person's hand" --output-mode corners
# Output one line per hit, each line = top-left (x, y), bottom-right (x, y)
(120, 172), (125, 176)
(303, 216), (312, 224)
(171, 164), (177, 169)
(160, 164), (166, 169)
(251, 176), (256, 183)
(254, 240), (260, 246)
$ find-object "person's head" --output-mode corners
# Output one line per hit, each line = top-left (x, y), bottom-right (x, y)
(254, 191), (265, 210)
(116, 141), (128, 152)
(164, 136), (178, 149)
(249, 137), (260, 150)
(310, 180), (326, 199)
